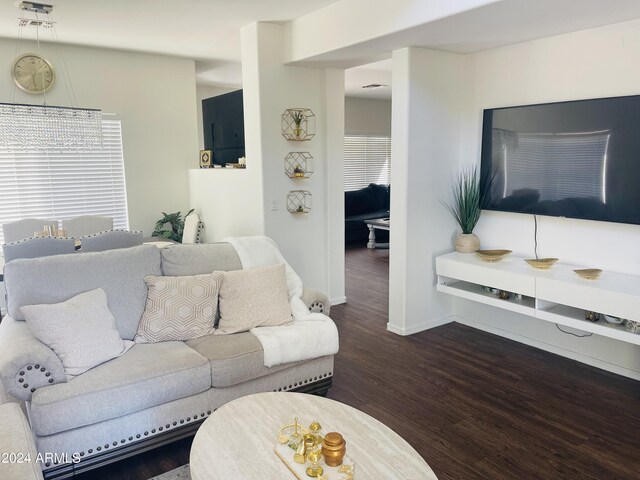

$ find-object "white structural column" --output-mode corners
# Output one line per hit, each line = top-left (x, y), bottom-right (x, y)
(387, 47), (464, 335)
(324, 68), (347, 304)
(240, 22), (345, 299)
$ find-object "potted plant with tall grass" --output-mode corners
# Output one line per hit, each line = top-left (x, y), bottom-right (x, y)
(442, 166), (485, 253)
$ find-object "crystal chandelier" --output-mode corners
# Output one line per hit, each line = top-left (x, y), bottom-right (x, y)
(0, 2), (103, 152)
(0, 103), (102, 151)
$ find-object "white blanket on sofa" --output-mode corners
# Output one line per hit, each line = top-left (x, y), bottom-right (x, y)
(224, 236), (339, 367)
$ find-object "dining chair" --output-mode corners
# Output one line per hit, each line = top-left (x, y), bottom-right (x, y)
(80, 230), (143, 252)
(2, 218), (58, 243)
(61, 215), (114, 239)
(182, 213), (203, 244)
(2, 237), (76, 263)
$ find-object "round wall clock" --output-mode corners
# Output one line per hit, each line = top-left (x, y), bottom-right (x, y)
(12, 53), (55, 94)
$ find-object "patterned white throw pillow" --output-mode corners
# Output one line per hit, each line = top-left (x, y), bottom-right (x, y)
(134, 272), (223, 343)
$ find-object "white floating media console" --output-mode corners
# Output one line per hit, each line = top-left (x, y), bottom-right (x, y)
(436, 252), (640, 347)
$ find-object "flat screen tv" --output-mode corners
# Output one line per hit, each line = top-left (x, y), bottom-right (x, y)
(202, 89), (245, 166)
(480, 94), (640, 225)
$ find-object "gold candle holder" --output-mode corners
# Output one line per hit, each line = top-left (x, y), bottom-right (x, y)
(294, 440), (306, 464)
(305, 450), (324, 478)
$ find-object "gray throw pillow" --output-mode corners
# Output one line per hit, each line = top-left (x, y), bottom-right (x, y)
(20, 288), (133, 380)
(134, 272), (224, 343)
(216, 263), (293, 335)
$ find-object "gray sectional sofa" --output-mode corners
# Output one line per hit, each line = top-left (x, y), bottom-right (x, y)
(0, 243), (335, 479)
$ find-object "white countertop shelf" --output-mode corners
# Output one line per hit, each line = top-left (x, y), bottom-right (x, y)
(437, 280), (535, 316)
(536, 304), (640, 346)
(436, 252), (536, 296)
(436, 251), (640, 346)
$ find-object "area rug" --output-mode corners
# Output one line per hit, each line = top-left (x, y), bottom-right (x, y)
(149, 464), (190, 480)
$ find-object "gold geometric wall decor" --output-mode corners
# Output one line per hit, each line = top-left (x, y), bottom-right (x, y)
(284, 152), (314, 178)
(281, 108), (316, 141)
(287, 190), (312, 214)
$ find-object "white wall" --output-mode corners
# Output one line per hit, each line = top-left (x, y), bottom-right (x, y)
(387, 47), (461, 335)
(196, 85), (238, 149)
(188, 168), (264, 242)
(344, 97), (391, 135)
(455, 18), (640, 377)
(0, 39), (198, 234)
(240, 22), (345, 296)
(190, 84), (257, 244)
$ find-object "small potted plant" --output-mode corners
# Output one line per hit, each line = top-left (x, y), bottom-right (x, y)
(293, 164), (305, 178)
(442, 166), (485, 253)
(291, 110), (304, 139)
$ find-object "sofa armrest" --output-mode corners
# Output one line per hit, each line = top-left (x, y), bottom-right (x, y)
(0, 317), (66, 402)
(0, 402), (44, 480)
(301, 288), (331, 316)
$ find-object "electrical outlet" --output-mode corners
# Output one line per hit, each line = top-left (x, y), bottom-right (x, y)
(271, 198), (278, 211)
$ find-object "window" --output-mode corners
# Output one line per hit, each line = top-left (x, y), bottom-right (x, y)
(344, 135), (391, 191)
(0, 116), (129, 244)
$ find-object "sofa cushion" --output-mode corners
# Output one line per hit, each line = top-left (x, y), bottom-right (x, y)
(160, 243), (242, 276)
(216, 264), (293, 335)
(367, 183), (389, 211)
(186, 332), (296, 387)
(29, 342), (211, 436)
(134, 272), (224, 343)
(344, 186), (377, 216)
(4, 245), (162, 340)
(21, 288), (133, 379)
(344, 183), (389, 216)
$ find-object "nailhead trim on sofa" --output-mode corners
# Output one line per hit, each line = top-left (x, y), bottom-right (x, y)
(308, 301), (326, 314)
(44, 373), (332, 467)
(16, 363), (53, 395)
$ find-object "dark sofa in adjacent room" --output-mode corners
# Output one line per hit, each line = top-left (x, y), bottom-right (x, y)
(344, 183), (390, 244)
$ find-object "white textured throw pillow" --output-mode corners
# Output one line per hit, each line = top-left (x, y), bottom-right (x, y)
(134, 272), (224, 343)
(20, 289), (133, 379)
(216, 263), (293, 335)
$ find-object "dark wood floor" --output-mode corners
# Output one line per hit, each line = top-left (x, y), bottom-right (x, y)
(80, 245), (640, 479)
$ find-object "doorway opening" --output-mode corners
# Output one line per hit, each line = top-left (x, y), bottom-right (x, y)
(343, 59), (392, 323)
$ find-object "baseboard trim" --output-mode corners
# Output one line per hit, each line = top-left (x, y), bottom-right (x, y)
(387, 316), (453, 336)
(331, 296), (347, 306)
(454, 315), (640, 381)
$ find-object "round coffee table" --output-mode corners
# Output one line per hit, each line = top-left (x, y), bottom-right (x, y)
(190, 392), (438, 479)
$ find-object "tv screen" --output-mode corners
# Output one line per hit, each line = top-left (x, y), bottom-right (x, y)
(202, 89), (245, 166)
(480, 94), (640, 225)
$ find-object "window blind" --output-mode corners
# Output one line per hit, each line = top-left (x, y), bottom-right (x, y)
(344, 135), (391, 191)
(0, 116), (129, 244)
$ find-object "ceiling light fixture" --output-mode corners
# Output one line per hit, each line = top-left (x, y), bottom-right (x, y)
(0, 2), (103, 152)
(19, 2), (53, 14)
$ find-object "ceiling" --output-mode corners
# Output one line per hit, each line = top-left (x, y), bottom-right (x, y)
(0, 0), (340, 88)
(2, 0), (640, 99)
(344, 59), (392, 100)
